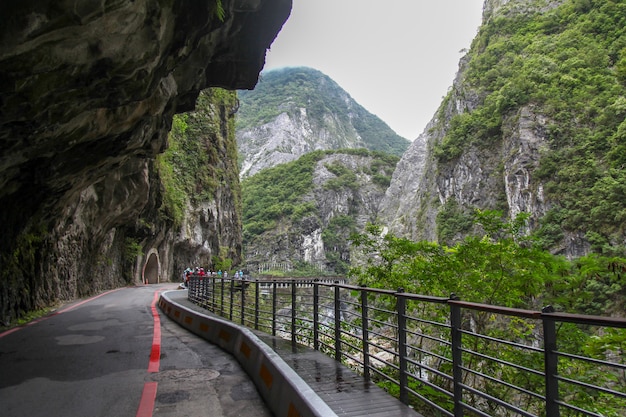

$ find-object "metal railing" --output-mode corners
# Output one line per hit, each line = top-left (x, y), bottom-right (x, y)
(187, 276), (626, 417)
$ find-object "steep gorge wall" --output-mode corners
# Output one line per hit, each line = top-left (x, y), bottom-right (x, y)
(244, 151), (396, 274)
(381, 0), (626, 258)
(0, 0), (291, 325)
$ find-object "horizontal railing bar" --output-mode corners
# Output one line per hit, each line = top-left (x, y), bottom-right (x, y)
(449, 299), (542, 319)
(405, 371), (454, 399)
(556, 400), (604, 417)
(543, 312), (626, 328)
(341, 298), (361, 308)
(555, 350), (626, 370)
(340, 309), (361, 320)
(369, 355), (399, 372)
(405, 316), (452, 329)
(368, 305), (398, 315)
(461, 365), (545, 400)
(405, 329), (452, 346)
(459, 329), (544, 353)
(341, 351), (365, 367)
(406, 350), (453, 369)
(316, 320), (334, 330)
(368, 365), (399, 386)
(294, 314), (313, 322)
(339, 337), (362, 353)
(317, 329), (335, 340)
(405, 358), (453, 382)
(317, 338), (334, 349)
(365, 329), (396, 343)
(459, 401), (493, 417)
(556, 375), (626, 399)
(460, 383), (539, 417)
(368, 317), (397, 329)
(460, 347), (545, 377)
(366, 340), (398, 357)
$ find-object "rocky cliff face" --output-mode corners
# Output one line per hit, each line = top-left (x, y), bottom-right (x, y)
(381, 0), (609, 257)
(244, 151), (397, 274)
(0, 0), (291, 325)
(238, 108), (365, 178)
(236, 67), (409, 178)
(163, 89), (244, 274)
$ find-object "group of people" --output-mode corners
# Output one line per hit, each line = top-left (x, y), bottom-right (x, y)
(180, 267), (246, 288)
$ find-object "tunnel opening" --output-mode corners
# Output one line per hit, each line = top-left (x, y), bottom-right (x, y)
(143, 251), (160, 284)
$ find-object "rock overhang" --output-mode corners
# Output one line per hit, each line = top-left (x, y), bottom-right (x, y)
(0, 0), (292, 245)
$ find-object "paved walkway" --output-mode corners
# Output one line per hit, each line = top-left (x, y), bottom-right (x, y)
(167, 290), (422, 417)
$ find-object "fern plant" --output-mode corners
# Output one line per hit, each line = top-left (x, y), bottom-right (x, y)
(215, 0), (225, 21)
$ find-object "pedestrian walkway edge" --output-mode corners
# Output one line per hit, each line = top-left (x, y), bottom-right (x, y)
(158, 290), (338, 417)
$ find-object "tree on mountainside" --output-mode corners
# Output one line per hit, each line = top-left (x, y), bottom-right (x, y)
(351, 210), (561, 308)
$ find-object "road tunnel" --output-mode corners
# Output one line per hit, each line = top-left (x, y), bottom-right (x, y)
(143, 251), (160, 284)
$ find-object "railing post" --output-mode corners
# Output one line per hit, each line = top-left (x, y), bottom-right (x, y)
(397, 288), (408, 404)
(220, 276), (225, 317)
(211, 275), (216, 311)
(272, 280), (277, 337)
(199, 277), (204, 307)
(240, 279), (246, 325)
(360, 284), (370, 382)
(542, 306), (560, 417)
(254, 280), (260, 330)
(291, 279), (297, 344)
(334, 281), (341, 362)
(200, 277), (207, 308)
(201, 277), (206, 307)
(229, 278), (234, 321)
(313, 280), (320, 351)
(450, 294), (463, 417)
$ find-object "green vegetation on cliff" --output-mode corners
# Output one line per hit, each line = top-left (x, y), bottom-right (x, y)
(242, 149), (398, 274)
(241, 149), (397, 240)
(157, 88), (241, 227)
(434, 0), (626, 254)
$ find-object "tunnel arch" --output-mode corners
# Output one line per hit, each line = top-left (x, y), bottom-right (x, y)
(142, 249), (161, 284)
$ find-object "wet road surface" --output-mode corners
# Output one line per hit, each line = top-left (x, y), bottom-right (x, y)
(0, 284), (272, 417)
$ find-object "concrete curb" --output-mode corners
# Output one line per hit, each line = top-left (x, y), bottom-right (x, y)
(158, 290), (338, 417)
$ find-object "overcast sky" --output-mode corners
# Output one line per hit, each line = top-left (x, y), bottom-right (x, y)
(264, 0), (485, 140)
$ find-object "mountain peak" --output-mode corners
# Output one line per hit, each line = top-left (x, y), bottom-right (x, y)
(236, 67), (409, 178)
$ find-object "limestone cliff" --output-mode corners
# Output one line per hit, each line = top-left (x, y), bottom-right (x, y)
(160, 89), (243, 275)
(381, 0), (626, 258)
(243, 150), (398, 274)
(0, 0), (291, 325)
(236, 67), (409, 178)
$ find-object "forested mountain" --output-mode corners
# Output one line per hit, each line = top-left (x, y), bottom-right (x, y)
(236, 67), (409, 178)
(381, 0), (626, 258)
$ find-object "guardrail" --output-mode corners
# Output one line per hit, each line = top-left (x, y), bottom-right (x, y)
(187, 276), (626, 417)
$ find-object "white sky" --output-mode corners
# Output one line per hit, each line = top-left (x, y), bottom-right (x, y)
(264, 0), (485, 140)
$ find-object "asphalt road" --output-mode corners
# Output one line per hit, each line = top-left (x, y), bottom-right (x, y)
(0, 284), (273, 417)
